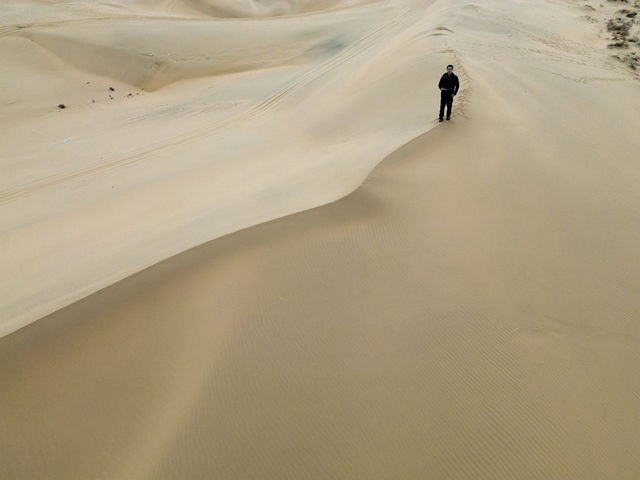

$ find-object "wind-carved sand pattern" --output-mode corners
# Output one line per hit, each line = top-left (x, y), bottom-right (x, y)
(0, 7), (409, 206)
(2, 0), (640, 479)
(1, 0), (442, 334)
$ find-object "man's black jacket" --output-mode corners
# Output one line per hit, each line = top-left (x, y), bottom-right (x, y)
(438, 73), (459, 95)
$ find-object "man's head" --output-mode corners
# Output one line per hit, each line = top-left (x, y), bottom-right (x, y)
(447, 65), (453, 75)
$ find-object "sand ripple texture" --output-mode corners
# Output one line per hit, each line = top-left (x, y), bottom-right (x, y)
(2, 0), (640, 479)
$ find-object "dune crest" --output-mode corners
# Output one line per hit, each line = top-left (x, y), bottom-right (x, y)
(1, 0), (444, 335)
(2, 0), (640, 479)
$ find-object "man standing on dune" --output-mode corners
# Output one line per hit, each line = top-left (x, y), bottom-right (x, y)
(438, 64), (459, 122)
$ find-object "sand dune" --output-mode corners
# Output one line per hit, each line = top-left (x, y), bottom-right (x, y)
(2, 0), (640, 478)
(2, 0), (442, 335)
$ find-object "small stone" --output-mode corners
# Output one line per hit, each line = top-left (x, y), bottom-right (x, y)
(109, 86), (115, 91)
(57, 104), (66, 109)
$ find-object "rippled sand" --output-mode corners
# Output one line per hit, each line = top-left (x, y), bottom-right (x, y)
(1, 0), (640, 478)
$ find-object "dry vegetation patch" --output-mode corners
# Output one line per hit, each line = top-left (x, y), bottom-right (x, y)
(593, 0), (640, 70)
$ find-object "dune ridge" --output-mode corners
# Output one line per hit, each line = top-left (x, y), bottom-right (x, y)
(2, 0), (445, 336)
(1, 0), (640, 478)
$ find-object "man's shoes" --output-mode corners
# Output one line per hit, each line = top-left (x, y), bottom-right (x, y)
(446, 117), (450, 120)
(439, 118), (444, 122)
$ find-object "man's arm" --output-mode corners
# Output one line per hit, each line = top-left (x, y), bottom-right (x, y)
(438, 74), (444, 90)
(453, 76), (459, 95)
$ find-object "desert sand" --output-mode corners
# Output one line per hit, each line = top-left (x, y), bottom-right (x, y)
(1, 0), (640, 478)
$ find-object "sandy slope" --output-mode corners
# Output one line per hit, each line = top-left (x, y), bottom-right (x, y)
(1, 0), (640, 479)
(1, 0), (443, 335)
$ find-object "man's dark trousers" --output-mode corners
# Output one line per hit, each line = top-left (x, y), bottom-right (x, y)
(439, 91), (453, 120)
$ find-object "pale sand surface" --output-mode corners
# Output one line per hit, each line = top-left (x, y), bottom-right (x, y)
(1, 0), (440, 334)
(2, 0), (640, 478)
